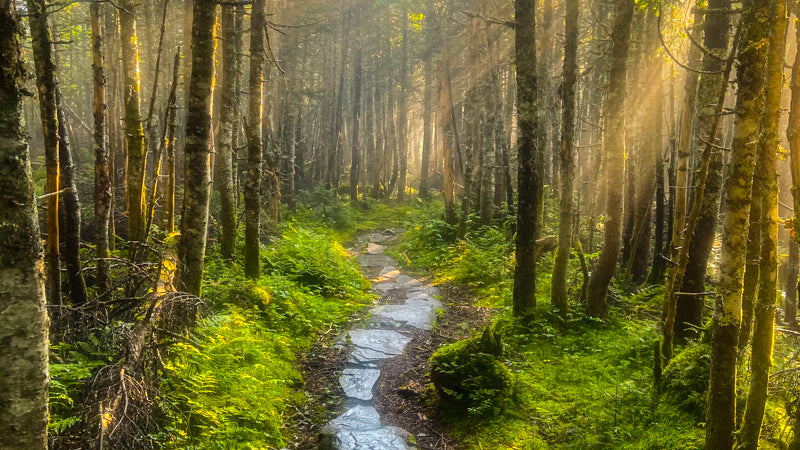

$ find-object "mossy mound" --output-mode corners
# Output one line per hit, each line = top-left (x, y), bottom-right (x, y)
(430, 326), (513, 416)
(660, 341), (711, 416)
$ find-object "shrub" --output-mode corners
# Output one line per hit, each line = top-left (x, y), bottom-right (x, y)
(660, 341), (711, 416)
(430, 326), (513, 416)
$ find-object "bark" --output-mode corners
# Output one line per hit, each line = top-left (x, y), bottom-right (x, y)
(419, 0), (434, 198)
(218, 5), (240, 260)
(119, 0), (147, 245)
(675, 0), (731, 339)
(0, 3), (49, 446)
(439, 66), (457, 225)
(245, 0), (266, 279)
(737, 0), (786, 444)
(585, 0), (634, 318)
(27, 0), (61, 305)
(397, 12), (409, 201)
(176, 0), (216, 295)
(56, 90), (89, 305)
(350, 42), (362, 204)
(91, 0), (111, 300)
(146, 50), (181, 240)
(328, 10), (349, 190)
(788, 0), (800, 332)
(551, 0), (578, 315)
(706, 0), (770, 445)
(739, 172), (762, 350)
(786, 239), (799, 328)
(512, 0), (541, 316)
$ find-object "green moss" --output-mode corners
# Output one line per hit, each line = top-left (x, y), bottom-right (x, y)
(430, 327), (513, 416)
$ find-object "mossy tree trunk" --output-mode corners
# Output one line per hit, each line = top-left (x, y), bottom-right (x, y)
(119, 0), (147, 247)
(551, 0), (579, 315)
(705, 0), (770, 445)
(512, 0), (541, 316)
(0, 2), (50, 445)
(176, 0), (216, 295)
(245, 0), (266, 279)
(737, 0), (786, 444)
(584, 0), (634, 318)
(787, 0), (800, 332)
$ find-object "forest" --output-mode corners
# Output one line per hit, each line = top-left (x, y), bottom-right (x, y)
(2, 0), (800, 448)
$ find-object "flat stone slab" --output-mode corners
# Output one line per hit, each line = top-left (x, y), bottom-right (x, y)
(348, 329), (412, 366)
(407, 286), (441, 299)
(369, 297), (443, 330)
(366, 243), (386, 254)
(320, 406), (412, 450)
(358, 254), (396, 269)
(340, 368), (381, 401)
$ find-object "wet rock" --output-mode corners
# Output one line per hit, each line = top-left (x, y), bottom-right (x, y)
(340, 368), (381, 401)
(358, 254), (396, 269)
(407, 286), (441, 299)
(319, 405), (413, 450)
(369, 297), (443, 330)
(348, 329), (412, 366)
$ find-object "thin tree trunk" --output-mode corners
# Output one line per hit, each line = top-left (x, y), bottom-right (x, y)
(27, 0), (61, 305)
(119, 0), (147, 247)
(56, 90), (88, 305)
(91, 0), (112, 300)
(397, 12), (409, 201)
(176, 0), (216, 295)
(419, 0), (434, 198)
(245, 0), (265, 279)
(218, 5), (239, 260)
(787, 0), (800, 333)
(585, 0), (634, 318)
(350, 34), (362, 205)
(0, 3), (50, 447)
(786, 240), (799, 328)
(551, 0), (578, 314)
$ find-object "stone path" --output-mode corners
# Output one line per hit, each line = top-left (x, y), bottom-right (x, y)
(319, 231), (442, 450)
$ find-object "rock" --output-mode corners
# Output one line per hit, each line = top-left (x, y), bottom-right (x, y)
(358, 254), (396, 269)
(369, 297), (443, 330)
(407, 286), (441, 299)
(348, 329), (412, 366)
(366, 243), (386, 254)
(340, 368), (381, 401)
(319, 405), (414, 450)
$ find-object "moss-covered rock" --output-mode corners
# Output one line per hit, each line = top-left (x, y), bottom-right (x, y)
(430, 326), (513, 416)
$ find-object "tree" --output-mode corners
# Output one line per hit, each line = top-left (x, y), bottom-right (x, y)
(706, 0), (770, 445)
(0, 1), (50, 445)
(419, 0), (435, 198)
(119, 0), (147, 247)
(91, 0), (112, 299)
(584, 0), (634, 318)
(27, 0), (61, 305)
(737, 0), (786, 444)
(218, 4), (240, 260)
(176, 0), (217, 295)
(512, 0), (540, 316)
(245, 0), (266, 279)
(551, 0), (579, 314)
(397, 11), (409, 201)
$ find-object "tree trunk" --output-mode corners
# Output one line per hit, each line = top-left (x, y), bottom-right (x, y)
(675, 0), (731, 339)
(419, 0), (434, 199)
(512, 0), (541, 316)
(56, 90), (89, 305)
(585, 0), (634, 318)
(397, 12), (409, 201)
(119, 0), (147, 246)
(218, 5), (240, 260)
(350, 40), (362, 204)
(0, 3), (50, 446)
(787, 0), (800, 332)
(551, 0), (578, 315)
(176, 0), (216, 295)
(245, 0), (265, 279)
(737, 0), (786, 444)
(91, 0), (112, 300)
(27, 0), (61, 306)
(786, 239), (799, 328)
(706, 0), (770, 445)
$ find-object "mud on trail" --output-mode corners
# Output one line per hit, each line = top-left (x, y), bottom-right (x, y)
(286, 230), (494, 450)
